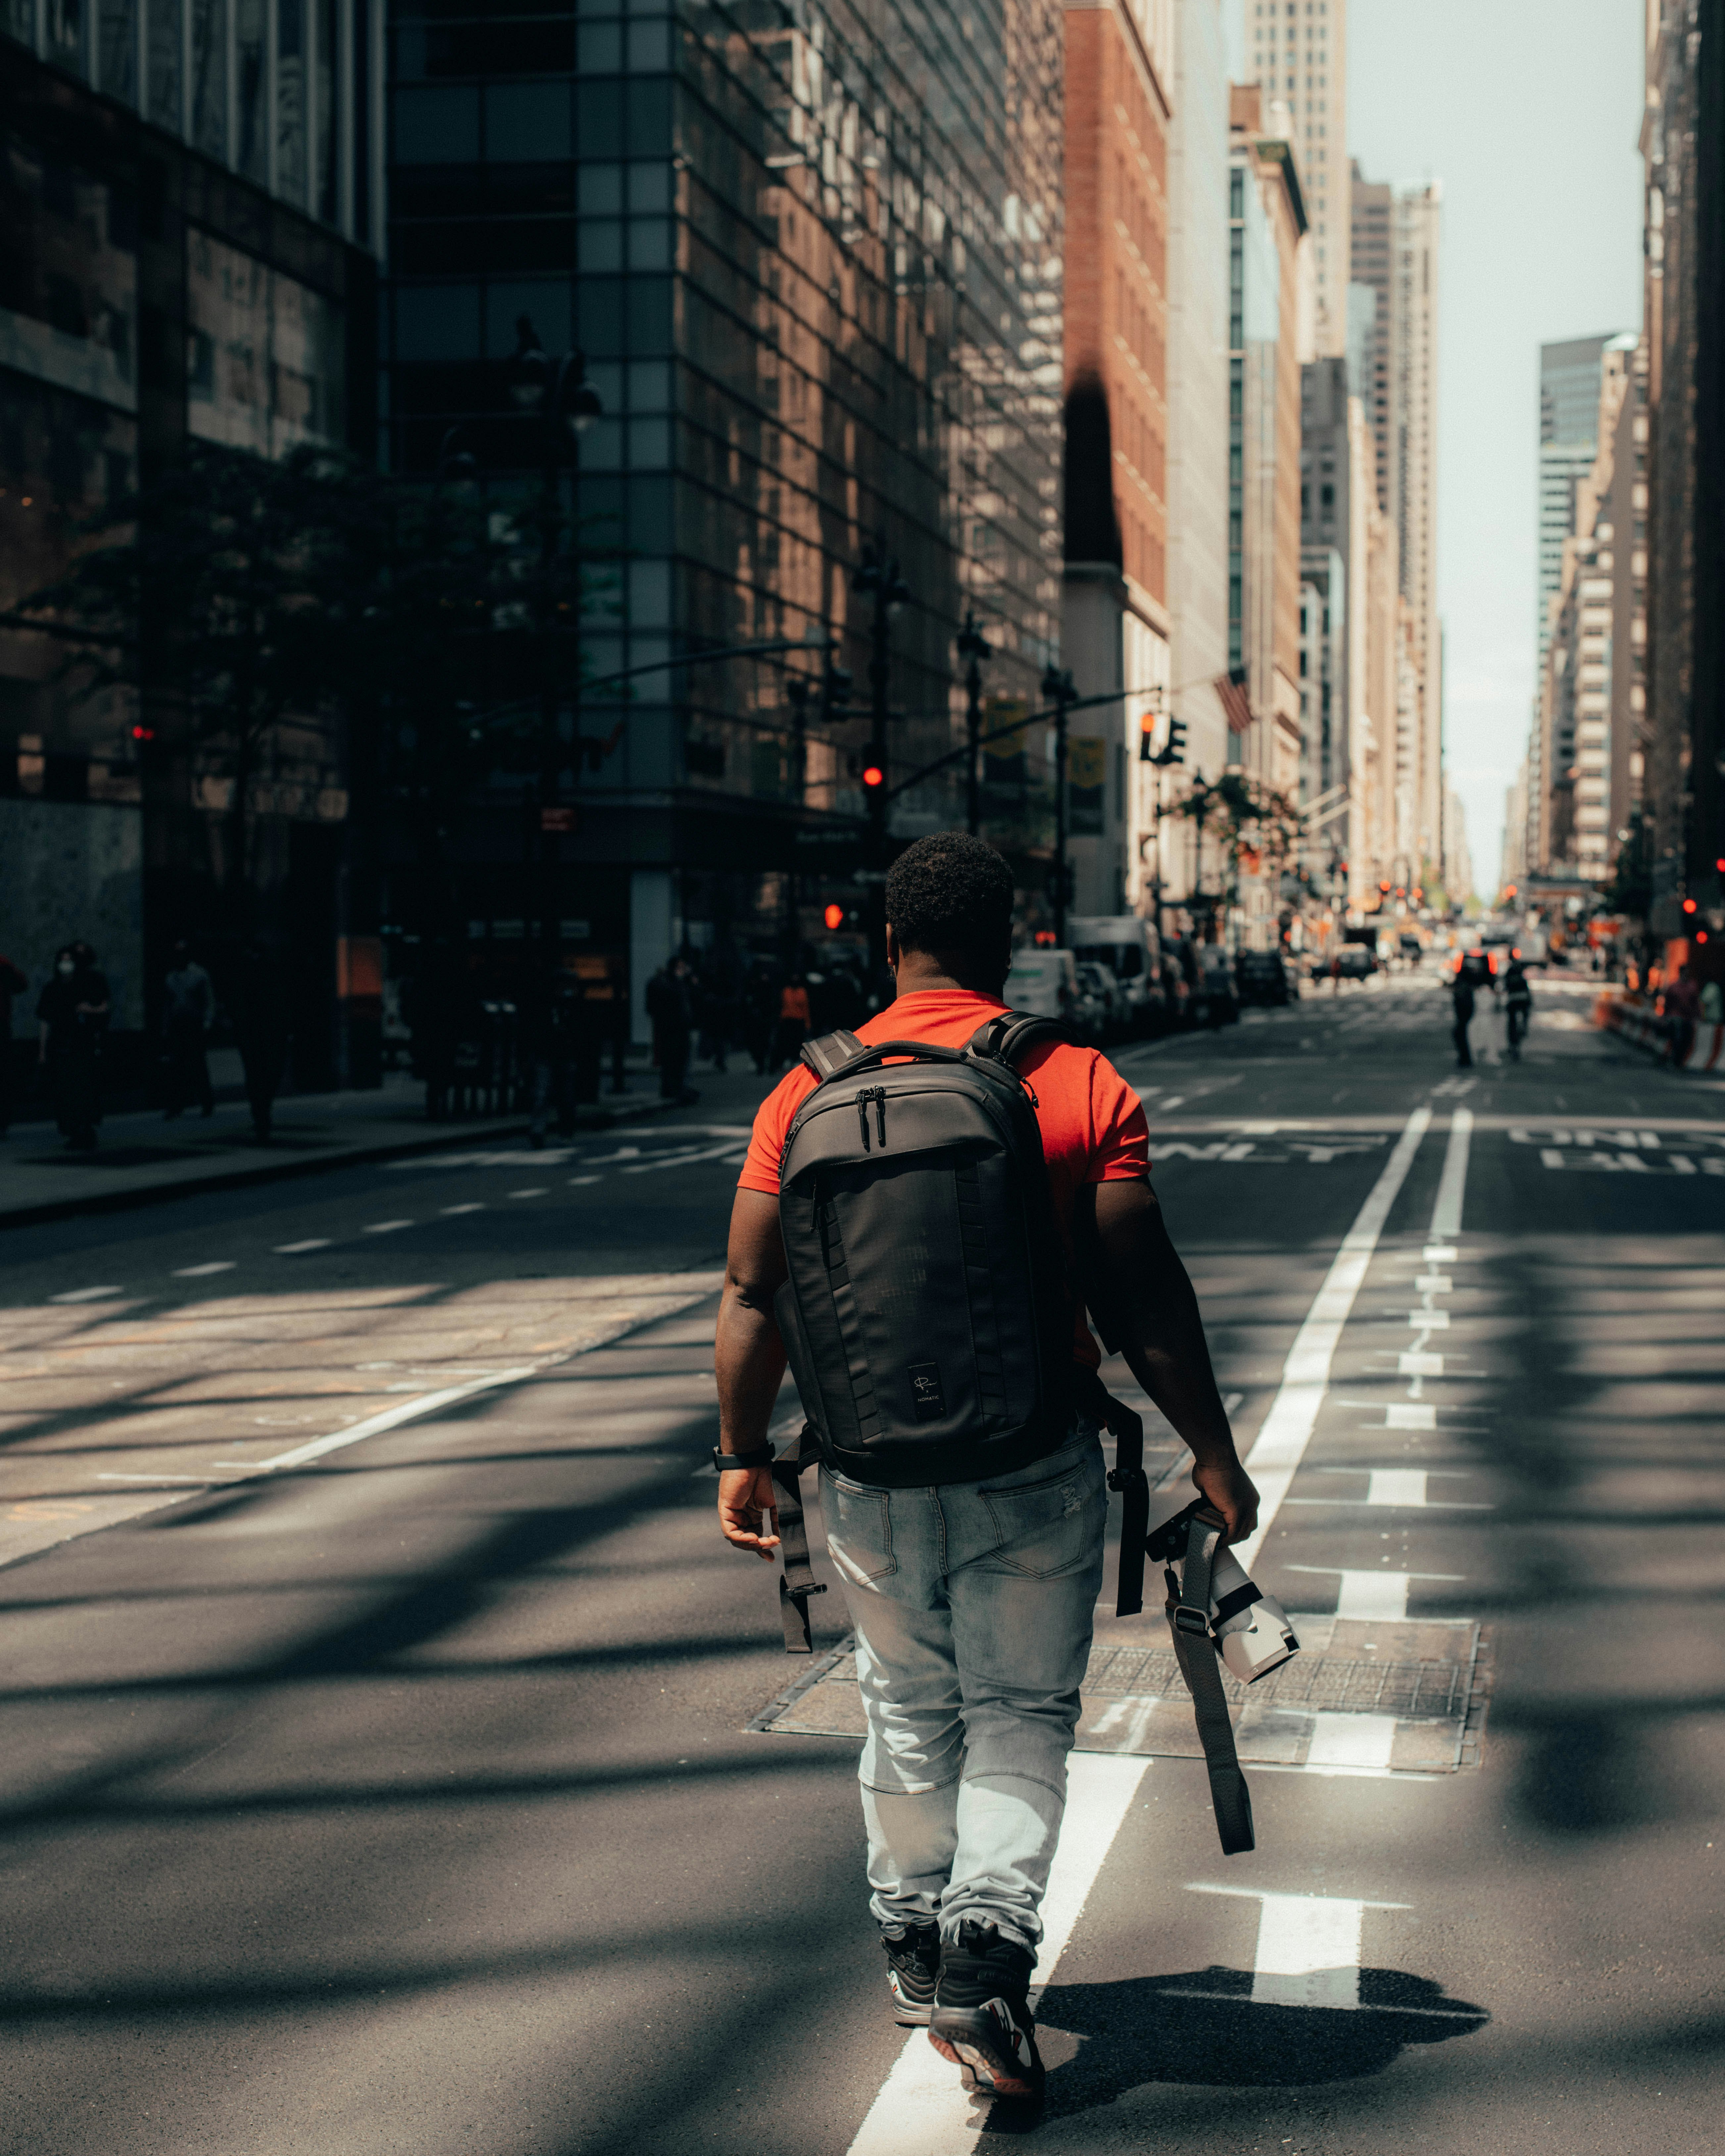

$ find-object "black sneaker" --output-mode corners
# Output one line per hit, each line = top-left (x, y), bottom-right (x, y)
(880, 1920), (941, 2025)
(928, 1920), (1044, 2099)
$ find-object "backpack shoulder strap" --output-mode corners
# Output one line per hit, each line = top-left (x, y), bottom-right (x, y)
(965, 1008), (1071, 1069)
(799, 1028), (868, 1082)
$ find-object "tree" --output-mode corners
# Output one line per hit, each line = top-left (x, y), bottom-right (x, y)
(1169, 768), (1303, 912)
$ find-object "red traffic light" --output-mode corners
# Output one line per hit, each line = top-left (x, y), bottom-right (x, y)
(130, 724), (156, 742)
(823, 903), (845, 930)
(1683, 898), (1698, 914)
(862, 763), (884, 790)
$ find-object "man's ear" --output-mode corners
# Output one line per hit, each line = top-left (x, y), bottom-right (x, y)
(885, 922), (902, 970)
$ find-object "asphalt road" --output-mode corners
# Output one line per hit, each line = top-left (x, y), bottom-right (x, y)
(1, 973), (1721, 2155)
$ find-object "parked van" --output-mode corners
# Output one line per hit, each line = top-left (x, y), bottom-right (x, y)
(1004, 947), (1078, 1019)
(1067, 915), (1168, 1033)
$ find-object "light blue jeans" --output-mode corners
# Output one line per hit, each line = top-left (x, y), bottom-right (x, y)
(820, 1425), (1106, 1953)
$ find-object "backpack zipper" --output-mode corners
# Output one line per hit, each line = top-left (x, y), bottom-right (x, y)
(855, 1085), (887, 1149)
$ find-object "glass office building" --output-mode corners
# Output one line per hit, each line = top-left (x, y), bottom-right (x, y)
(383, 0), (1066, 995)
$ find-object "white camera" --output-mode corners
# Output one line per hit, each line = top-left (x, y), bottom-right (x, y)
(1145, 1495), (1300, 1684)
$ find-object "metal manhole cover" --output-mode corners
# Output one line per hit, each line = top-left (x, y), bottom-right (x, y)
(750, 1613), (1492, 1775)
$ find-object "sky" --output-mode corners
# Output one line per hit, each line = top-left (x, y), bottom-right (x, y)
(1229, 0), (1648, 897)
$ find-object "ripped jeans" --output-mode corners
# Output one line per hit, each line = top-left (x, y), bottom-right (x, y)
(820, 1425), (1106, 1953)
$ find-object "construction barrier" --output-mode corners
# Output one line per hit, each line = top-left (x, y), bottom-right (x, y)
(1595, 990), (1723, 1070)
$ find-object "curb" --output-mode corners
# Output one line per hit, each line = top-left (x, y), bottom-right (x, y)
(0, 1091), (680, 1233)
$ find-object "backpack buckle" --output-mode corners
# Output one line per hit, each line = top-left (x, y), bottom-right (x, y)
(1172, 1605), (1212, 1638)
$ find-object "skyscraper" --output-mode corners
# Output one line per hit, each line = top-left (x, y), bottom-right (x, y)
(1349, 165), (1442, 881)
(1390, 183), (1442, 880)
(1348, 163), (1391, 506)
(383, 0), (1067, 1017)
(1242, 0), (1348, 359)
(1538, 334), (1631, 668)
(1060, 0), (1174, 917)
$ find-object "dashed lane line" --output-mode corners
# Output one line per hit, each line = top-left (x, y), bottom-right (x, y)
(172, 1261), (236, 1277)
(273, 1239), (331, 1254)
(209, 1367), (541, 1474)
(47, 1286), (125, 1303)
(361, 1219), (415, 1235)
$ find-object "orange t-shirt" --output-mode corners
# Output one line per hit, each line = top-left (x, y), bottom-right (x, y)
(737, 988), (1150, 1368)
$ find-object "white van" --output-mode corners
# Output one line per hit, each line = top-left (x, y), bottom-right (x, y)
(1004, 947), (1077, 1019)
(1067, 914), (1167, 1033)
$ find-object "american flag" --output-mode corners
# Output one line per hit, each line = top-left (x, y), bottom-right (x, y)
(1216, 669), (1253, 733)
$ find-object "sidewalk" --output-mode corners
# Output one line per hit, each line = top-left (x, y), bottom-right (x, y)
(0, 1064), (694, 1231)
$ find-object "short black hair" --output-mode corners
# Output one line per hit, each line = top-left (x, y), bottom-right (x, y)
(885, 832), (1014, 965)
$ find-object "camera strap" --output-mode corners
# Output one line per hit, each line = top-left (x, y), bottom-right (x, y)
(1166, 1512), (1256, 1855)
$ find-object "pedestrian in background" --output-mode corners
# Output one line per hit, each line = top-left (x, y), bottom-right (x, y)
(1451, 956), (1488, 1069)
(1502, 958), (1533, 1062)
(37, 942), (109, 1150)
(770, 973), (811, 1071)
(229, 941), (292, 1144)
(1665, 964), (1701, 1067)
(0, 950), (26, 1136)
(161, 940), (216, 1118)
(743, 960), (779, 1075)
(646, 953), (698, 1104)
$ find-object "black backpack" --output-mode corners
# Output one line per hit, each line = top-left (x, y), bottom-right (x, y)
(773, 1012), (1081, 1489)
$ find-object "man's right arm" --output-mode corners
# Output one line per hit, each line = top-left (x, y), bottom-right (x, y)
(1073, 1177), (1259, 1545)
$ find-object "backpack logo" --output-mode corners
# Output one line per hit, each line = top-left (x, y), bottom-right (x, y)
(908, 1362), (946, 1422)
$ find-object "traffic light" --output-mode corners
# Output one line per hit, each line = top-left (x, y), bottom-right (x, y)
(1139, 720), (1156, 763)
(823, 903), (845, 931)
(861, 762), (885, 793)
(1163, 718), (1187, 766)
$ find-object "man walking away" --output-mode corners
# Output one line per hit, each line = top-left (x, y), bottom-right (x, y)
(37, 942), (109, 1150)
(0, 950), (27, 1136)
(713, 832), (1258, 2103)
(645, 953), (698, 1104)
(1502, 958), (1533, 1062)
(162, 941), (216, 1118)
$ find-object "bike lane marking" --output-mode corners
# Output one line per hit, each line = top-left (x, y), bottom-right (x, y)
(1232, 1102), (1433, 1574)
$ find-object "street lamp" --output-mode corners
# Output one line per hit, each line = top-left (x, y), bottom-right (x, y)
(504, 314), (603, 1001)
(957, 610), (991, 836)
(1041, 661), (1076, 947)
(853, 533), (910, 975)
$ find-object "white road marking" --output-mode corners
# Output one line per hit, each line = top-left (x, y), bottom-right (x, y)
(274, 1239), (331, 1253)
(1429, 1108), (1473, 1239)
(48, 1286), (125, 1303)
(507, 1188), (549, 1199)
(1367, 1469), (1429, 1506)
(95, 1473), (211, 1483)
(1224, 1391), (1245, 1414)
(568, 1174), (603, 1185)
(1413, 1272), (1452, 1293)
(362, 1220), (415, 1234)
(210, 1367), (540, 1474)
(1423, 1244), (1458, 1263)
(620, 1140), (756, 1173)
(172, 1262), (236, 1277)
(1232, 1104), (1433, 1573)
(1336, 1571), (1411, 1619)
(1399, 1350), (1444, 1375)
(1385, 1403), (1438, 1430)
(1251, 1892), (1367, 2008)
(843, 1753), (1149, 2156)
(1405, 1308), (1449, 1328)
(1306, 1714), (1399, 1772)
(440, 1203), (486, 1214)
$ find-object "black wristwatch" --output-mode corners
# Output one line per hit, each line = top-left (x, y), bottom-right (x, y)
(712, 1444), (775, 1473)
